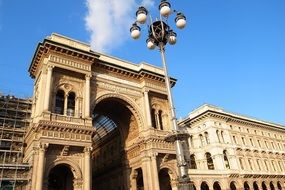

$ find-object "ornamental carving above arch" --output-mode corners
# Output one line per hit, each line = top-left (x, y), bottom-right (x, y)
(91, 92), (144, 130)
(45, 158), (83, 180)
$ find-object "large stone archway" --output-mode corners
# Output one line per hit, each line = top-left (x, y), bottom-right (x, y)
(91, 95), (142, 189)
(44, 158), (83, 190)
(48, 164), (74, 190)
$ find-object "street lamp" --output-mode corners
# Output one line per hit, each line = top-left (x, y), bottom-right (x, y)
(130, 1), (191, 189)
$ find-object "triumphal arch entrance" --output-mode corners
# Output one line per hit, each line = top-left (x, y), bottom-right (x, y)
(24, 33), (182, 190)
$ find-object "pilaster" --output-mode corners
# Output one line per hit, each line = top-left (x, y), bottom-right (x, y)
(85, 74), (91, 118)
(34, 143), (49, 190)
(43, 65), (54, 111)
(143, 90), (152, 129)
(84, 146), (92, 190)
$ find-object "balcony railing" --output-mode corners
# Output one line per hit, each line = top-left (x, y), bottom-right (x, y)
(41, 112), (92, 125)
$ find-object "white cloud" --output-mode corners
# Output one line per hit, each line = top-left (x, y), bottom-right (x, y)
(84, 0), (154, 53)
(141, 0), (154, 7)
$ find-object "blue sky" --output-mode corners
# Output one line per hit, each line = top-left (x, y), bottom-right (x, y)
(0, 0), (284, 125)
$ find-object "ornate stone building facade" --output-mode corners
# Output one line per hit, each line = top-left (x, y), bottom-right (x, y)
(179, 104), (285, 190)
(24, 33), (179, 190)
(1, 33), (285, 190)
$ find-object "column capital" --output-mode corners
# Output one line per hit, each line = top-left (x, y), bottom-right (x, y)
(85, 74), (92, 79)
(84, 146), (93, 153)
(143, 89), (150, 94)
(47, 64), (55, 70)
(39, 143), (49, 152)
(33, 143), (49, 153)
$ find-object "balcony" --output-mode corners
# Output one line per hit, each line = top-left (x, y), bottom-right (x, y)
(41, 112), (92, 126)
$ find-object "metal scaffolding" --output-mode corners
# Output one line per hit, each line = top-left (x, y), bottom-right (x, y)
(0, 94), (32, 189)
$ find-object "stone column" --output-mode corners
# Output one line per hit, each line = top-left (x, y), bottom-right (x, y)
(85, 74), (91, 118)
(142, 156), (152, 190)
(227, 148), (239, 170)
(31, 147), (39, 190)
(143, 90), (152, 129)
(130, 170), (138, 190)
(84, 147), (92, 190)
(151, 154), (160, 190)
(196, 151), (206, 170)
(213, 153), (225, 170)
(35, 143), (48, 190)
(43, 65), (53, 111)
(123, 167), (131, 190)
(64, 94), (68, 115)
(208, 128), (218, 144)
(171, 179), (179, 190)
(155, 111), (160, 129)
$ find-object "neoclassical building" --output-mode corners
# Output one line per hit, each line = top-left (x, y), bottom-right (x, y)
(24, 33), (179, 190)
(0, 33), (284, 190)
(179, 104), (285, 190)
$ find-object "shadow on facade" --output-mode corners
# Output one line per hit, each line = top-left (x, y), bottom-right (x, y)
(91, 97), (137, 189)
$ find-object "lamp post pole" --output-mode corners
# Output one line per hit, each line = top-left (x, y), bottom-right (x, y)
(130, 1), (191, 189)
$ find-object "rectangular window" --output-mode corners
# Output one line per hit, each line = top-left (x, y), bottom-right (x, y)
(250, 138), (254, 146)
(272, 161), (276, 171)
(257, 159), (261, 171)
(278, 161), (283, 171)
(242, 137), (246, 145)
(258, 140), (261, 148)
(265, 141), (269, 148)
(264, 160), (269, 171)
(233, 136), (237, 144)
(239, 158), (244, 170)
(271, 142), (275, 149)
(248, 159), (253, 170)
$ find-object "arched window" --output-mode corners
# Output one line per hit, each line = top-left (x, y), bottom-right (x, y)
(151, 108), (157, 129)
(190, 154), (197, 169)
(223, 150), (230, 169)
(201, 182), (209, 190)
(158, 110), (163, 130)
(67, 92), (75, 116)
(270, 182), (275, 190)
(206, 152), (214, 170)
(262, 182), (267, 190)
(277, 182), (282, 190)
(230, 182), (237, 190)
(189, 135), (194, 148)
(55, 90), (64, 115)
(253, 182), (259, 190)
(216, 130), (221, 142)
(205, 132), (210, 144)
(199, 134), (204, 146)
(244, 182), (250, 190)
(213, 182), (221, 190)
(221, 131), (225, 143)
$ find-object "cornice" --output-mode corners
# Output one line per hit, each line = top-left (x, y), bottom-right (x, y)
(35, 120), (95, 135)
(93, 60), (176, 87)
(29, 34), (177, 86)
(29, 39), (99, 78)
(182, 108), (285, 132)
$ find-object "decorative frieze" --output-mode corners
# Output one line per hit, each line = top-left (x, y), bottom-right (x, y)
(96, 81), (141, 96)
(126, 138), (175, 160)
(50, 55), (91, 72)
